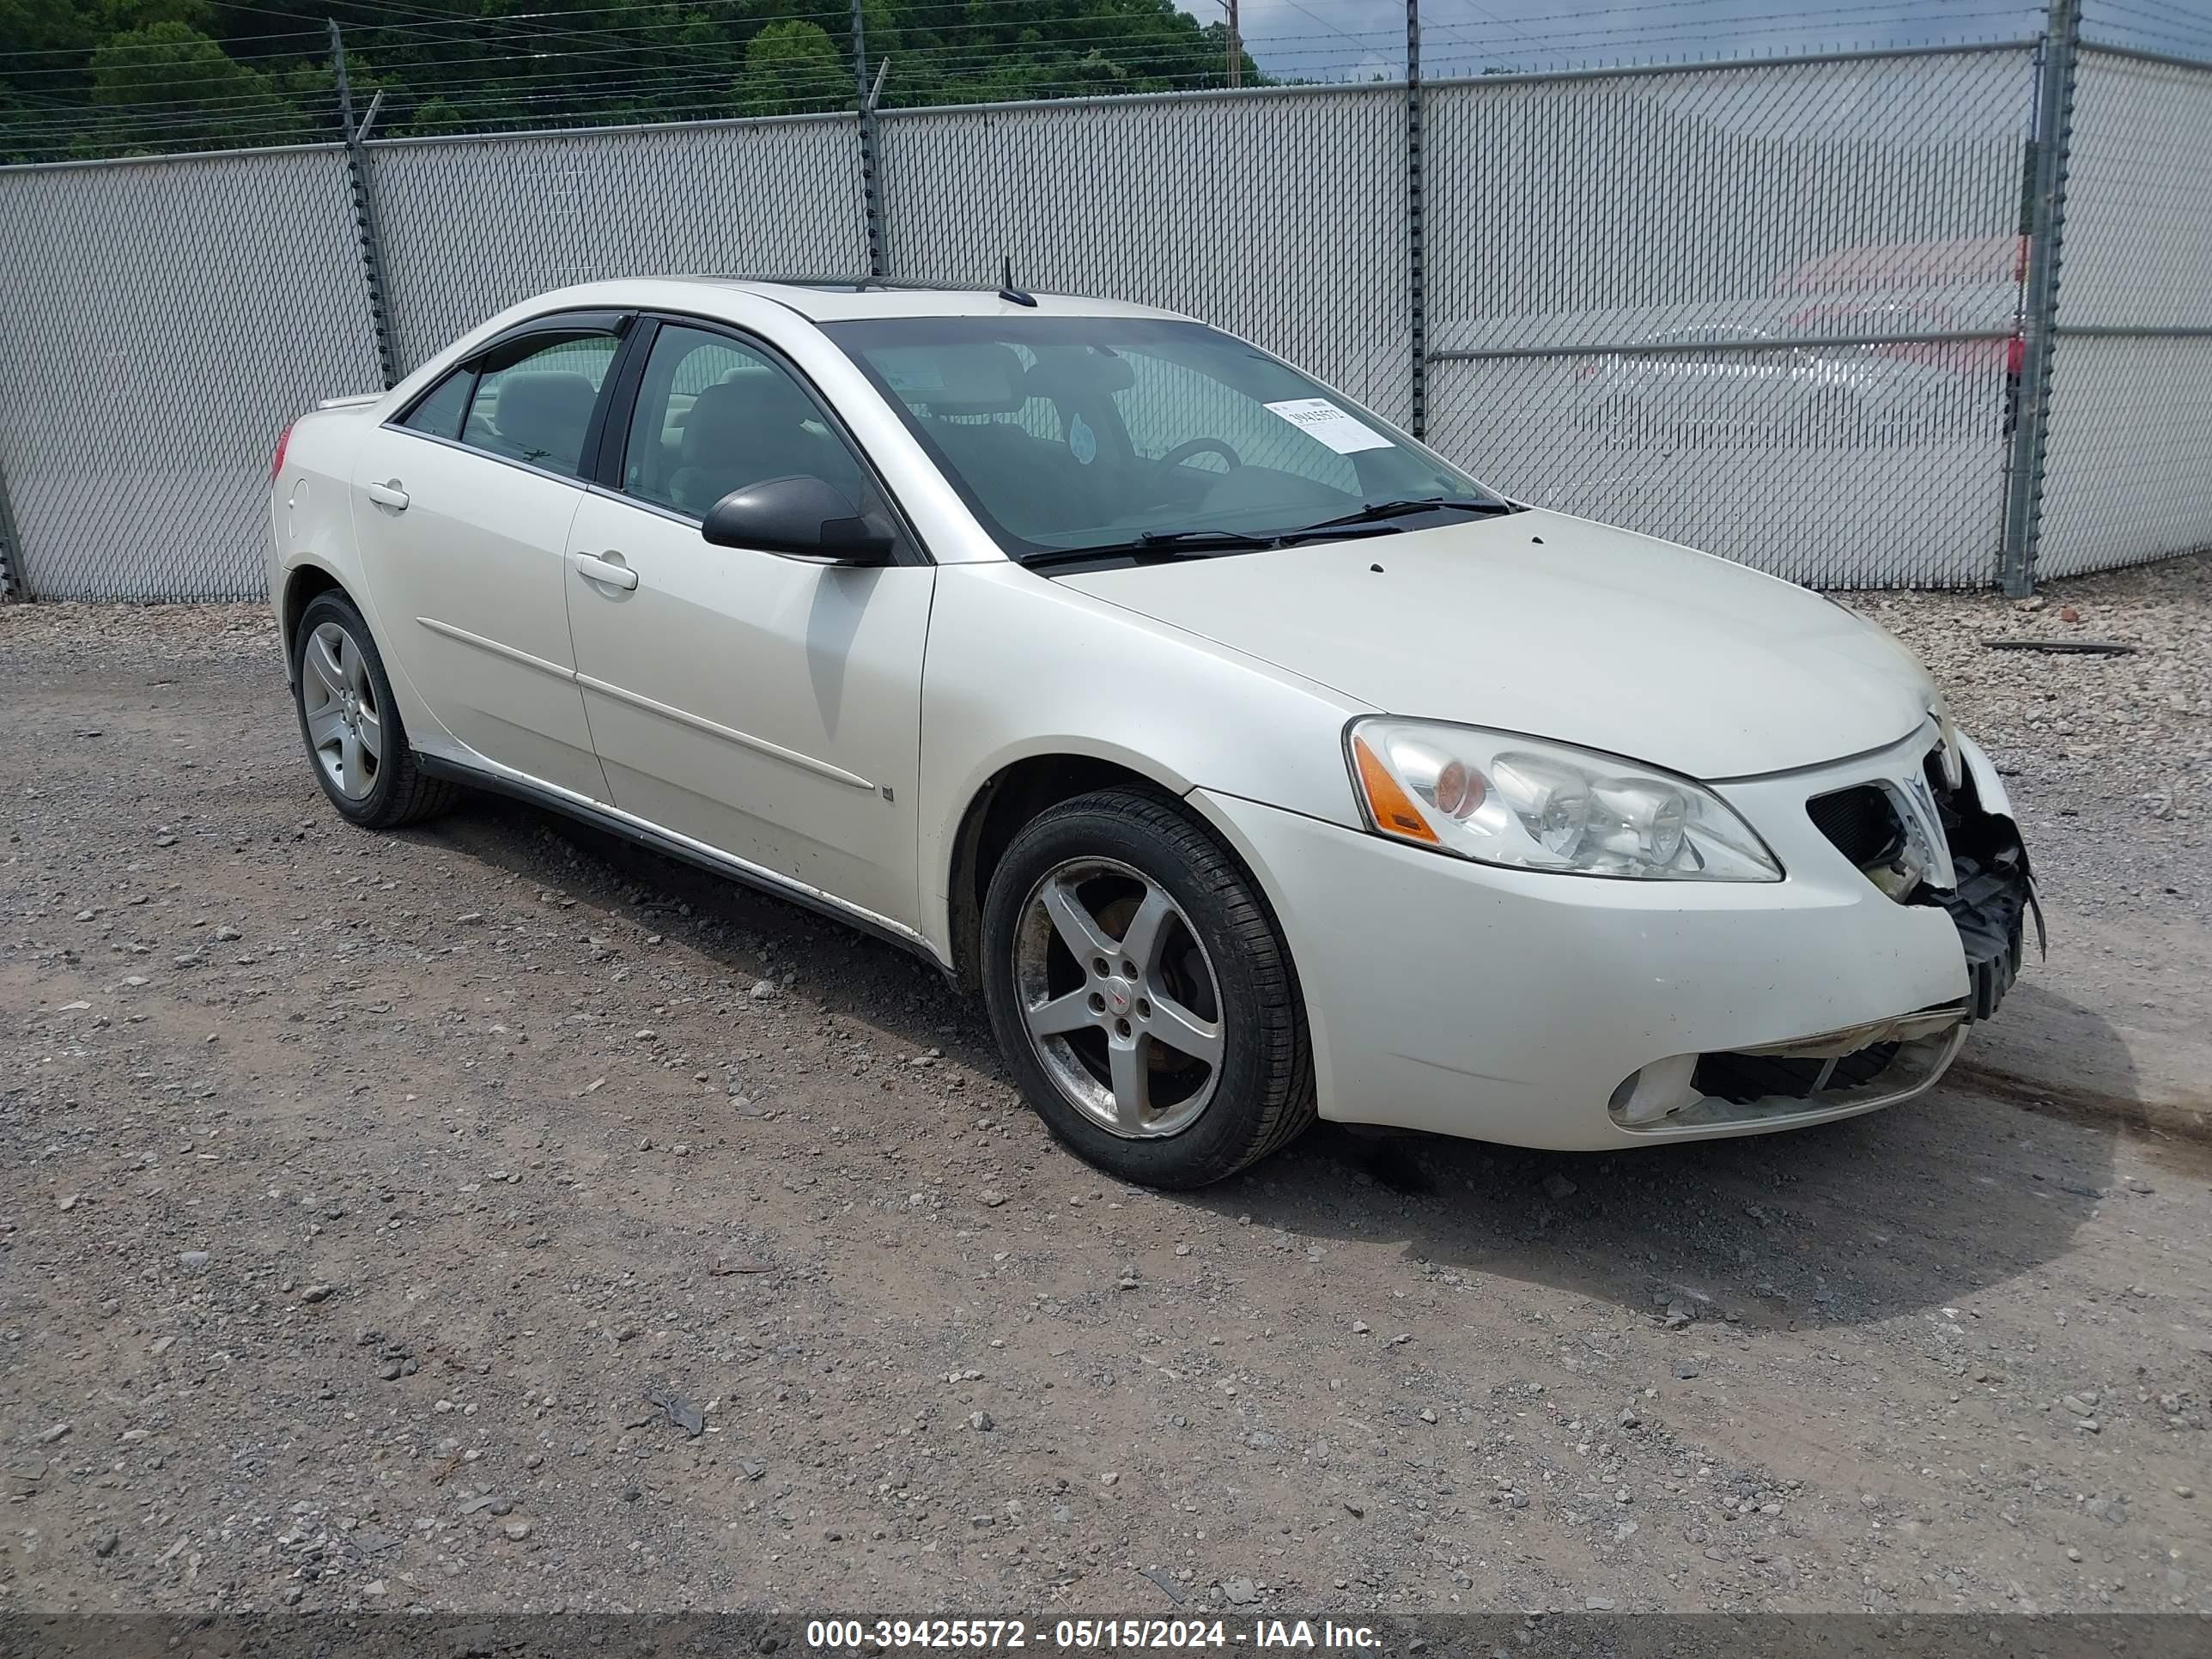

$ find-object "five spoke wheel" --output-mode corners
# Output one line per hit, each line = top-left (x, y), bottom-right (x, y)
(1014, 856), (1224, 1138)
(300, 618), (383, 801)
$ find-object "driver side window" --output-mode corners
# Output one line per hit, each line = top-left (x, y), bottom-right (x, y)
(1113, 355), (1360, 493)
(462, 333), (617, 478)
(621, 323), (872, 520)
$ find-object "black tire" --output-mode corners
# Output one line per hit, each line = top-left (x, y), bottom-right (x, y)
(979, 787), (1316, 1188)
(291, 589), (458, 830)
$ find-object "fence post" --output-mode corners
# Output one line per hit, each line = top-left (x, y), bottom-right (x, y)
(0, 450), (23, 601)
(2000, 0), (2080, 596)
(331, 22), (400, 388)
(1406, 0), (1427, 440)
(853, 0), (887, 278)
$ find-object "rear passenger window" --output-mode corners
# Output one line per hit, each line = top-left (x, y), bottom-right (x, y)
(461, 334), (618, 479)
(399, 368), (474, 441)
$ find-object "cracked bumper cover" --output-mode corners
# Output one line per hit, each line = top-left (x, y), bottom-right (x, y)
(1190, 730), (2033, 1151)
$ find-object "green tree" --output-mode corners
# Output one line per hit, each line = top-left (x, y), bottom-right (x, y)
(734, 20), (849, 117)
(0, 0), (1271, 161)
(88, 21), (306, 152)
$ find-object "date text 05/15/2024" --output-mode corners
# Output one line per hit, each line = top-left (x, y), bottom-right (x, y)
(803, 1619), (1383, 1650)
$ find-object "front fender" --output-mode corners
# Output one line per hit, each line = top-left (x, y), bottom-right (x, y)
(916, 562), (1370, 957)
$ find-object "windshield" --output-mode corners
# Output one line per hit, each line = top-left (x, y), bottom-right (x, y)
(823, 315), (1506, 562)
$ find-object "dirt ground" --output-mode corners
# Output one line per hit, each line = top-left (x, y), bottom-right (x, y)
(2, 568), (2209, 1622)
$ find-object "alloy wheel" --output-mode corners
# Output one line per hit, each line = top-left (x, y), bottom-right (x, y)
(300, 619), (382, 801)
(1012, 856), (1225, 1138)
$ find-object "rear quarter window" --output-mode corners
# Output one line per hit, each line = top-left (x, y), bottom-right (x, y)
(398, 369), (473, 441)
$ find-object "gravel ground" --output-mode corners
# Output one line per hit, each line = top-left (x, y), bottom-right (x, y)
(2, 561), (2208, 1621)
(1855, 552), (2212, 923)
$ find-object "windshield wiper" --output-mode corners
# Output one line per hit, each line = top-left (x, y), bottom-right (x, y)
(1293, 496), (1520, 533)
(1020, 520), (1401, 569)
(1137, 527), (1282, 549)
(1018, 533), (1261, 569)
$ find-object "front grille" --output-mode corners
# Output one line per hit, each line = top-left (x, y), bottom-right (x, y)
(1692, 1041), (1902, 1105)
(1807, 784), (1901, 869)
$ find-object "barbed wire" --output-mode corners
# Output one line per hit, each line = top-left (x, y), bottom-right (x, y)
(0, 0), (2112, 162)
(2081, 0), (2212, 55)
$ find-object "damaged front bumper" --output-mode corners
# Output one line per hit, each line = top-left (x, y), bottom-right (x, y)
(1189, 722), (2038, 1152)
(1612, 726), (2039, 1133)
(1918, 742), (2041, 1022)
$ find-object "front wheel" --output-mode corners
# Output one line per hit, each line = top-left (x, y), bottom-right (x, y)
(980, 787), (1315, 1188)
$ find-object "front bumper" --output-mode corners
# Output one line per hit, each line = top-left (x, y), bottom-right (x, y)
(1192, 727), (2028, 1152)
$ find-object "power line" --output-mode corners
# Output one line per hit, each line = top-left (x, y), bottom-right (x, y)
(2, 18), (1379, 105)
(1422, 1), (2040, 54)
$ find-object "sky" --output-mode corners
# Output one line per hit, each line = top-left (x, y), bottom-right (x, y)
(1174, 0), (2212, 85)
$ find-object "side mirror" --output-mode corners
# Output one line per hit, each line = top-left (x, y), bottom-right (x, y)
(700, 475), (894, 564)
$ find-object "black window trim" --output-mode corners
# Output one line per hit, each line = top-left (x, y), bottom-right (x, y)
(393, 364), (477, 442)
(383, 308), (636, 488)
(588, 308), (934, 569)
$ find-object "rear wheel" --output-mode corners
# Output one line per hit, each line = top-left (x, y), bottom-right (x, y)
(980, 787), (1315, 1188)
(292, 590), (456, 830)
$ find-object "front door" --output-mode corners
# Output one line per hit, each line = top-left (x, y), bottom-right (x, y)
(562, 319), (933, 930)
(352, 323), (624, 800)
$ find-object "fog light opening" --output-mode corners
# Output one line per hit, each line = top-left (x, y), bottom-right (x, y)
(1608, 1054), (1699, 1127)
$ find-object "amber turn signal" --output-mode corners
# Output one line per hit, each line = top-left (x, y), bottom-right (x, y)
(1352, 736), (1440, 844)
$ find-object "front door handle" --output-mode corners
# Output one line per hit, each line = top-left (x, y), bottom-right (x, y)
(572, 551), (639, 592)
(364, 479), (410, 510)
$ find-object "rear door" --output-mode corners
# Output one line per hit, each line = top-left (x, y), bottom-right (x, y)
(350, 313), (627, 800)
(562, 317), (934, 930)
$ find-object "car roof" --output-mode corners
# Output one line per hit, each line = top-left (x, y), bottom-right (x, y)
(608, 275), (1192, 324)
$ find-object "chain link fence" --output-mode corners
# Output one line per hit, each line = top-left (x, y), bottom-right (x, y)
(878, 85), (1413, 427)
(371, 113), (868, 377)
(1426, 47), (2033, 589)
(2035, 46), (2212, 580)
(0, 145), (381, 601)
(0, 23), (2208, 603)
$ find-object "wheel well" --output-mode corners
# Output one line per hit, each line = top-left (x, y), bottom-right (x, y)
(281, 565), (343, 664)
(945, 754), (1170, 990)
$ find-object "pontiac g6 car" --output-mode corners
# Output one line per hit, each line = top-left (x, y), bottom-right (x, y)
(268, 279), (2035, 1188)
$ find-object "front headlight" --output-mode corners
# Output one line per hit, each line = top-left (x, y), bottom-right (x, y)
(1346, 718), (1784, 881)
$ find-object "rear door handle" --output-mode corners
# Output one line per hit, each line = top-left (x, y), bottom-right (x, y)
(572, 551), (639, 591)
(364, 479), (410, 510)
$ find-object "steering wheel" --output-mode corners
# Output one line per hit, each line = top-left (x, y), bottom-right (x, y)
(1157, 437), (1242, 472)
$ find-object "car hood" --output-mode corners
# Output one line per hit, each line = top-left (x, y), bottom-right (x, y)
(1053, 508), (1936, 780)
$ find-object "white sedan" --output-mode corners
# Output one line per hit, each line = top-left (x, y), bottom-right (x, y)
(268, 278), (2035, 1188)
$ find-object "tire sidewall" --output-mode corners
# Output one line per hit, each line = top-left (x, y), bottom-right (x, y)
(981, 796), (1296, 1188)
(293, 592), (404, 825)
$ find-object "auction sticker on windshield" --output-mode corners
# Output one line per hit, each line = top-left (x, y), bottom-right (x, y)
(1263, 397), (1392, 454)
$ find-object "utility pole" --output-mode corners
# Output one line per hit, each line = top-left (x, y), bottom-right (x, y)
(1227, 0), (1241, 88)
(0, 449), (23, 601)
(1999, 0), (2080, 596)
(852, 0), (867, 105)
(331, 21), (398, 388)
(853, 0), (886, 278)
(1406, 0), (1426, 439)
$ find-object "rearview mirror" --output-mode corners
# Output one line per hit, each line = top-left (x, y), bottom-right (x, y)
(700, 475), (894, 563)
